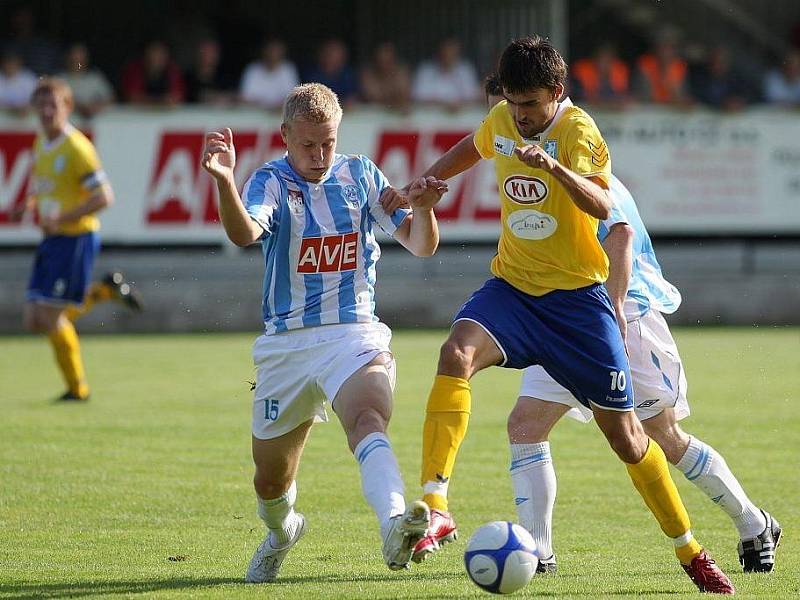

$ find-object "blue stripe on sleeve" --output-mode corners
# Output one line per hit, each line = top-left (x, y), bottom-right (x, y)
(271, 175), (292, 332)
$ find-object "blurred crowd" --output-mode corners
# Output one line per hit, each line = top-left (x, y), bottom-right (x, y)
(2, 6), (800, 118)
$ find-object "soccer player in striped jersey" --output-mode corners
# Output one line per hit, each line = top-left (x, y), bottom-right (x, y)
(13, 78), (141, 402)
(508, 174), (781, 575)
(201, 83), (447, 582)
(383, 37), (733, 593)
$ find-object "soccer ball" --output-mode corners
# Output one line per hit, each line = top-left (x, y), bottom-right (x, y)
(464, 521), (538, 594)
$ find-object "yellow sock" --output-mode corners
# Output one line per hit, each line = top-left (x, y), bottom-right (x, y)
(48, 320), (89, 398)
(421, 375), (471, 511)
(64, 282), (113, 322)
(626, 439), (702, 564)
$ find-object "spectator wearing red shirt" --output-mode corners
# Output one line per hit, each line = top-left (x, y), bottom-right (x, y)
(121, 40), (185, 106)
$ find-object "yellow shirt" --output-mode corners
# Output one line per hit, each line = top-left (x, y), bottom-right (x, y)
(31, 125), (107, 236)
(473, 98), (612, 296)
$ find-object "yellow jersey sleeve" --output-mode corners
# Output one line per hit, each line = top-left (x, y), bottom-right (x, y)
(70, 134), (106, 192)
(564, 115), (611, 188)
(473, 102), (508, 159)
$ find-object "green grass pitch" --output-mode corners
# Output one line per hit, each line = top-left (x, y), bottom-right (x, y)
(1, 328), (798, 599)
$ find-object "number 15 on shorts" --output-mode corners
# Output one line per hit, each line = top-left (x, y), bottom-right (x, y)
(265, 398), (280, 421)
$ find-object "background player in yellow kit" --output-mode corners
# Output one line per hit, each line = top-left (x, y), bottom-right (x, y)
(13, 78), (141, 401)
(383, 36), (733, 594)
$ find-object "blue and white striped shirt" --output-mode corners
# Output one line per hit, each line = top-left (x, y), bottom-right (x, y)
(598, 175), (682, 320)
(243, 154), (409, 334)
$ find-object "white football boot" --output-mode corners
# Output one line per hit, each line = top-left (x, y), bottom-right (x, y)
(245, 513), (306, 583)
(382, 500), (431, 570)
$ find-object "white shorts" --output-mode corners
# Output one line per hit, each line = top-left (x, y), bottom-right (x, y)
(519, 309), (689, 423)
(251, 322), (395, 440)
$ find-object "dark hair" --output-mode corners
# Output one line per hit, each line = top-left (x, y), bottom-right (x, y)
(484, 72), (503, 98)
(498, 35), (567, 94)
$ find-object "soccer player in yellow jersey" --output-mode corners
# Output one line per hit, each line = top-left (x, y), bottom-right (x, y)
(383, 37), (733, 593)
(13, 78), (141, 401)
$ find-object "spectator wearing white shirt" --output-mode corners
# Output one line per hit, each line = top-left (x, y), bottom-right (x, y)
(763, 50), (800, 107)
(412, 38), (480, 111)
(0, 49), (38, 116)
(239, 39), (299, 110)
(59, 43), (115, 119)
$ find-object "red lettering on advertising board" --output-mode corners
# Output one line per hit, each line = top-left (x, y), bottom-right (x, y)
(0, 132), (37, 224)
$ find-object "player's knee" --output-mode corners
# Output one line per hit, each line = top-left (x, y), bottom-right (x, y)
(644, 420), (689, 464)
(507, 402), (548, 442)
(437, 339), (473, 378)
(253, 472), (290, 500)
(351, 406), (389, 436)
(604, 426), (648, 463)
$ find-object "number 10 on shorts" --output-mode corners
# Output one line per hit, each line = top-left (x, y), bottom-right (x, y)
(265, 399), (280, 421)
(610, 370), (626, 391)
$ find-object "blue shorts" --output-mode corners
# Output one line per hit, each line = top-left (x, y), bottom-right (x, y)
(27, 232), (100, 305)
(455, 277), (633, 412)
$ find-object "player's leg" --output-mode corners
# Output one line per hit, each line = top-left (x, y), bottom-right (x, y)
(643, 409), (779, 572)
(421, 319), (503, 511)
(507, 391), (570, 571)
(63, 271), (143, 322)
(333, 352), (429, 570)
(25, 302), (90, 400)
(410, 319), (503, 563)
(247, 422), (312, 583)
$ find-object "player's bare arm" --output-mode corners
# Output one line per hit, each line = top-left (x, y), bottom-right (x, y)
(40, 184), (114, 235)
(393, 176), (448, 256)
(382, 134), (480, 213)
(514, 144), (611, 220)
(202, 128), (263, 247)
(601, 222), (634, 343)
(9, 196), (36, 222)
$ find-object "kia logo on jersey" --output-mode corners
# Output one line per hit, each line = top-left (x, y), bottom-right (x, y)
(503, 175), (548, 204)
(297, 233), (359, 273)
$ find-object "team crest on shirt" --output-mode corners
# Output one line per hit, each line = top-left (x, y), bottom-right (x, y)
(53, 154), (66, 174)
(287, 188), (304, 214)
(503, 175), (548, 205)
(342, 184), (361, 208)
(543, 140), (558, 160)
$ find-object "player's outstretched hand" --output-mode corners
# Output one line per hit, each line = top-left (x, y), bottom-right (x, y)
(406, 176), (448, 210)
(514, 144), (556, 171)
(202, 128), (236, 181)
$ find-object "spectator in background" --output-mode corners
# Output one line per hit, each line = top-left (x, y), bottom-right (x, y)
(185, 38), (232, 105)
(690, 45), (753, 111)
(121, 41), (185, 106)
(7, 7), (60, 75)
(305, 39), (359, 107)
(570, 43), (630, 108)
(412, 38), (480, 110)
(0, 49), (38, 116)
(59, 43), (115, 119)
(239, 39), (298, 110)
(634, 29), (691, 106)
(360, 42), (411, 112)
(763, 50), (800, 107)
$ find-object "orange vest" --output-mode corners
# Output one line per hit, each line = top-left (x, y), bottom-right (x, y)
(572, 58), (629, 101)
(637, 54), (687, 103)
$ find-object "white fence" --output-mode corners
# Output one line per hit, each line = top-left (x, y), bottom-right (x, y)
(2, 106), (800, 245)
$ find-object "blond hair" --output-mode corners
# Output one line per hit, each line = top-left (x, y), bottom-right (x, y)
(282, 83), (342, 126)
(31, 76), (74, 106)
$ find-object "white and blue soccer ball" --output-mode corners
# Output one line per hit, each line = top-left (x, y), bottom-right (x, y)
(464, 521), (538, 594)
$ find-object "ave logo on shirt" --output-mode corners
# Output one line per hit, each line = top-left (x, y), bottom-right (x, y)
(503, 175), (548, 205)
(297, 232), (359, 273)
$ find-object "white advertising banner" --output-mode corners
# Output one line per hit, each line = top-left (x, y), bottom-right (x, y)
(1, 106), (799, 245)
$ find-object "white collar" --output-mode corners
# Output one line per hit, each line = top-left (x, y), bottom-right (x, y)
(522, 97), (573, 144)
(40, 123), (73, 153)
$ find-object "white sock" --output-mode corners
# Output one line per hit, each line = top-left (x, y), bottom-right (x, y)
(354, 432), (406, 540)
(509, 442), (556, 559)
(257, 480), (300, 547)
(676, 436), (766, 539)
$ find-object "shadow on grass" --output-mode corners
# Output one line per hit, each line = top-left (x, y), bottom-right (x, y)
(1, 571), (464, 599)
